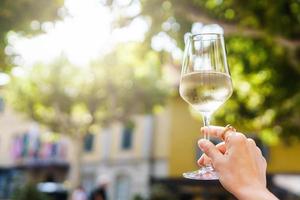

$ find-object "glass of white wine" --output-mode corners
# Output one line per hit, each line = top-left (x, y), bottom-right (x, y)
(179, 32), (233, 180)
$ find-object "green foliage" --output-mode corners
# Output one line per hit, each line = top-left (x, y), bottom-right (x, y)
(12, 183), (49, 200)
(132, 194), (145, 200)
(0, 0), (63, 71)
(191, 0), (300, 38)
(140, 0), (300, 39)
(150, 184), (179, 200)
(214, 36), (300, 142)
(7, 58), (83, 135)
(94, 44), (168, 122)
(6, 44), (168, 136)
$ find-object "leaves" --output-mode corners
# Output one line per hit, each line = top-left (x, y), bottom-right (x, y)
(130, 0), (300, 141)
(6, 44), (168, 136)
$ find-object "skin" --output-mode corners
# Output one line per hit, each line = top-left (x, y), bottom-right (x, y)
(198, 126), (279, 200)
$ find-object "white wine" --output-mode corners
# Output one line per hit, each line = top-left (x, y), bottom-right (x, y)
(180, 71), (233, 114)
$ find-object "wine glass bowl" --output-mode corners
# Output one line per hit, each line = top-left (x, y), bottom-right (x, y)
(179, 70), (233, 115)
(179, 32), (233, 180)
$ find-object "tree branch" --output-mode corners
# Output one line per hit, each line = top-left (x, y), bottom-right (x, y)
(176, 4), (300, 50)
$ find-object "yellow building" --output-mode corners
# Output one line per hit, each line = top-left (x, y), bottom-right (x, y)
(0, 106), (32, 167)
(0, 105), (70, 199)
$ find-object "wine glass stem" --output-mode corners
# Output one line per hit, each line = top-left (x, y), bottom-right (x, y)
(203, 114), (211, 140)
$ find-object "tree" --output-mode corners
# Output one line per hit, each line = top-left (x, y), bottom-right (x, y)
(0, 0), (63, 71)
(12, 183), (49, 200)
(105, 0), (300, 142)
(6, 44), (168, 189)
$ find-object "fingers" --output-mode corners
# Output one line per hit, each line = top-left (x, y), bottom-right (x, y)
(201, 126), (236, 141)
(199, 126), (265, 171)
(216, 142), (226, 154)
(201, 126), (248, 149)
(198, 142), (226, 166)
(246, 138), (263, 155)
(197, 154), (211, 166)
(226, 132), (248, 149)
(246, 138), (266, 166)
(201, 126), (225, 138)
(245, 138), (267, 180)
(247, 138), (256, 145)
(198, 139), (224, 168)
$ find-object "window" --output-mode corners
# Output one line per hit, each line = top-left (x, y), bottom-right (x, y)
(83, 133), (94, 152)
(121, 126), (134, 150)
(22, 133), (29, 157)
(0, 96), (4, 112)
(115, 175), (130, 200)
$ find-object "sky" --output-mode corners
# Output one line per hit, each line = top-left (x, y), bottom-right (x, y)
(7, 0), (148, 67)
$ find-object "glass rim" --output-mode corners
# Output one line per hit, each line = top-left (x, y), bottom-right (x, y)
(189, 32), (224, 40)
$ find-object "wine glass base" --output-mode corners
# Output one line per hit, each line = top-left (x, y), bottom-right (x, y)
(183, 166), (218, 180)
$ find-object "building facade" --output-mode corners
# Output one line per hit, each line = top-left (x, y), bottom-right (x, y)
(80, 114), (170, 199)
(0, 106), (70, 199)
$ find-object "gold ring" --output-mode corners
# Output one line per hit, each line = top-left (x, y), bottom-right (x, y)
(221, 124), (236, 141)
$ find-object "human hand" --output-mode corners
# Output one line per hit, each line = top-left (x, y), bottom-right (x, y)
(198, 126), (278, 200)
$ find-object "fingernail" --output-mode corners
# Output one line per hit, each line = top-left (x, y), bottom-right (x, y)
(198, 139), (208, 151)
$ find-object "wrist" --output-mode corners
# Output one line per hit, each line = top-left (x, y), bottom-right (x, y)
(234, 186), (278, 200)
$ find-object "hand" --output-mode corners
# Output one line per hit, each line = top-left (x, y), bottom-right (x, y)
(198, 126), (278, 200)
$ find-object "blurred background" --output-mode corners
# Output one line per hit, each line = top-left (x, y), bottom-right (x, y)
(0, 0), (299, 199)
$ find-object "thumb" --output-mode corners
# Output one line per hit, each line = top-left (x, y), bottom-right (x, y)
(198, 139), (224, 162)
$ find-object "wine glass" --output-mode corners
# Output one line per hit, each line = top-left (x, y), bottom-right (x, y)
(179, 32), (233, 180)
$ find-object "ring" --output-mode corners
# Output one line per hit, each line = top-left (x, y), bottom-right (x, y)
(221, 124), (236, 141)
